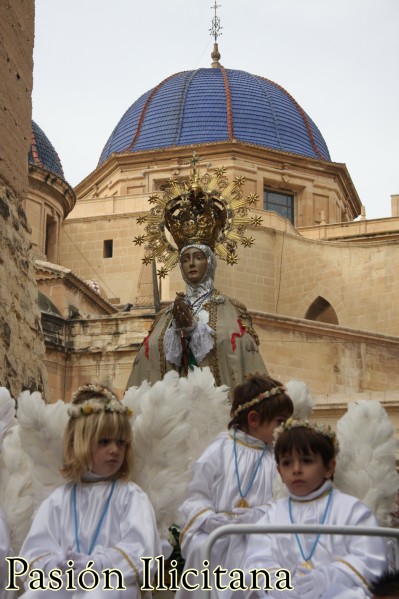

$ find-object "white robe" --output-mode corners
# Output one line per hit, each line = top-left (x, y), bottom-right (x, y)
(176, 429), (276, 599)
(18, 480), (163, 598)
(243, 481), (388, 599)
(0, 508), (10, 599)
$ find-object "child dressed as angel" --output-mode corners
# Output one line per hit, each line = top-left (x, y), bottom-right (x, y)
(243, 419), (388, 599)
(18, 383), (164, 598)
(176, 374), (294, 599)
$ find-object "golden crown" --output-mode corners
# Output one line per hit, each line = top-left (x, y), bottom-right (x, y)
(134, 153), (262, 278)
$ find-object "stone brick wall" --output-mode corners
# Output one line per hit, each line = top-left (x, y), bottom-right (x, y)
(254, 312), (399, 396)
(0, 0), (34, 198)
(42, 306), (399, 406)
(0, 1), (48, 398)
(62, 147), (359, 307)
(265, 230), (399, 336)
(43, 310), (154, 401)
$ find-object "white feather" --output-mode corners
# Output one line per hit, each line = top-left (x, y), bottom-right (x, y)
(0, 389), (32, 553)
(125, 367), (230, 537)
(2, 379), (395, 552)
(0, 387), (16, 447)
(0, 426), (33, 553)
(17, 391), (68, 509)
(285, 379), (314, 420)
(335, 399), (399, 525)
(0, 390), (69, 552)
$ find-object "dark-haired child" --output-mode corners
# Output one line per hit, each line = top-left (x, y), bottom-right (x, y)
(176, 375), (294, 599)
(243, 419), (387, 599)
(370, 569), (399, 598)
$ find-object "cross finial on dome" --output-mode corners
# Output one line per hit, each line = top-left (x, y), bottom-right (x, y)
(210, 1), (222, 68)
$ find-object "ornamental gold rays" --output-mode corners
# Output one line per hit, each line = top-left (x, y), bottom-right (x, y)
(133, 158), (262, 279)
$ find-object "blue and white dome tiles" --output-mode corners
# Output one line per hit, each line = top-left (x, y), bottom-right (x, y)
(99, 67), (330, 165)
(29, 120), (65, 179)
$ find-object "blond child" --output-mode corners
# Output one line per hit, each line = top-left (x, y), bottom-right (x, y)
(19, 384), (163, 598)
(176, 375), (294, 599)
(243, 419), (388, 599)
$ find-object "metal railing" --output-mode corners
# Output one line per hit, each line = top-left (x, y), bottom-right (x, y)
(202, 524), (399, 599)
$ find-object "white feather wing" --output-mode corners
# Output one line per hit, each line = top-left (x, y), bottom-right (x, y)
(17, 391), (68, 509)
(0, 426), (34, 553)
(285, 379), (314, 420)
(335, 399), (399, 525)
(125, 367), (230, 537)
(0, 387), (16, 444)
(181, 366), (230, 468)
(0, 389), (33, 553)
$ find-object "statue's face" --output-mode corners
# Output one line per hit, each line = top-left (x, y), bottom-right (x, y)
(181, 248), (208, 284)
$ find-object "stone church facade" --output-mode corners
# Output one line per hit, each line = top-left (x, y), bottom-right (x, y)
(1, 4), (399, 435)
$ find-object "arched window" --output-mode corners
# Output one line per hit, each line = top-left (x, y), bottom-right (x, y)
(305, 296), (338, 325)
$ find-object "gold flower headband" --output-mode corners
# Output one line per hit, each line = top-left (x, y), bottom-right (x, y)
(68, 384), (132, 419)
(273, 417), (339, 456)
(232, 386), (285, 419)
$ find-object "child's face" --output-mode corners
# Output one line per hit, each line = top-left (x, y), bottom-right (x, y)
(277, 449), (335, 496)
(91, 437), (127, 478)
(248, 414), (288, 444)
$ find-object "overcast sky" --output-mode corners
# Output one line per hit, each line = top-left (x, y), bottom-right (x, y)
(32, 0), (398, 220)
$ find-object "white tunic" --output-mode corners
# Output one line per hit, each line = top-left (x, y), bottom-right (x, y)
(19, 480), (163, 598)
(243, 481), (388, 599)
(0, 508), (10, 599)
(176, 429), (276, 599)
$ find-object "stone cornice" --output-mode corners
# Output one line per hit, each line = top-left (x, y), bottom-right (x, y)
(250, 310), (399, 347)
(28, 164), (76, 217)
(35, 260), (118, 315)
(313, 399), (399, 420)
(74, 141), (361, 217)
(299, 218), (399, 245)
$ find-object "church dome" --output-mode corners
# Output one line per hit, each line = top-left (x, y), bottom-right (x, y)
(98, 68), (330, 165)
(29, 120), (65, 179)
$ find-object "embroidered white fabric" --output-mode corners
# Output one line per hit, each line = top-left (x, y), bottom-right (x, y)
(189, 321), (214, 363)
(164, 321), (214, 366)
(164, 326), (184, 366)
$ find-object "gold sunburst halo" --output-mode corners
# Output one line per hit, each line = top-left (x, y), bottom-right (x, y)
(137, 154), (262, 278)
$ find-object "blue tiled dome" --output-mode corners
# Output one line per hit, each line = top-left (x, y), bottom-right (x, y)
(98, 68), (330, 165)
(29, 120), (64, 178)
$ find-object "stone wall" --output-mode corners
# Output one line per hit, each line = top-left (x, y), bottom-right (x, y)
(61, 146), (360, 306)
(42, 310), (153, 401)
(59, 149), (399, 339)
(254, 312), (399, 397)
(215, 226), (399, 337)
(0, 1), (48, 398)
(43, 307), (399, 423)
(0, 0), (34, 198)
